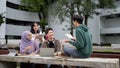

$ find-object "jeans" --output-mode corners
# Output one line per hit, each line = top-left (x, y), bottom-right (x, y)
(20, 63), (35, 68)
(49, 65), (62, 68)
(63, 44), (83, 68)
(63, 44), (82, 58)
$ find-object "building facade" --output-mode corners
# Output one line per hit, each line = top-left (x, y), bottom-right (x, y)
(89, 0), (120, 44)
(0, 0), (40, 45)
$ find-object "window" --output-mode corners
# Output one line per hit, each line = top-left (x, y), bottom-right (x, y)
(105, 15), (115, 19)
(116, 14), (120, 18)
(104, 33), (120, 36)
(105, 13), (120, 19)
(116, 0), (120, 1)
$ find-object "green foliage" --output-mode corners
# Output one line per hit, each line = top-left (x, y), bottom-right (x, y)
(81, 0), (96, 17)
(0, 16), (4, 25)
(20, 0), (116, 32)
(21, 0), (56, 29)
(21, 0), (57, 16)
(56, 0), (116, 24)
(55, 0), (75, 19)
(54, 0), (116, 35)
(98, 0), (116, 8)
(55, 0), (115, 32)
(39, 19), (47, 29)
(21, 0), (45, 12)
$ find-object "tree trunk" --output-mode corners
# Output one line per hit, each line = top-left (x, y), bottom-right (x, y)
(38, 13), (46, 30)
(70, 18), (73, 36)
(38, 13), (42, 23)
(85, 15), (88, 26)
(77, 0), (81, 15)
(70, 2), (75, 36)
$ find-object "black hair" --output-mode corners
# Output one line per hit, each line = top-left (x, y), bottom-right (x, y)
(45, 28), (53, 34)
(30, 22), (40, 34)
(72, 15), (83, 24)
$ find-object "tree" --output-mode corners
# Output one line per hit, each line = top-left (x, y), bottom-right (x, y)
(21, 0), (56, 29)
(55, 0), (115, 35)
(54, 0), (76, 35)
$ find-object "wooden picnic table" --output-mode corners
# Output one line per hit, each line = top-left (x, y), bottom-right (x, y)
(0, 54), (119, 68)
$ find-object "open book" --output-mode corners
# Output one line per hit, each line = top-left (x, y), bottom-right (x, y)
(65, 33), (74, 39)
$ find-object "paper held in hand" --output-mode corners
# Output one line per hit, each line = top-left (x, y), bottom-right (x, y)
(65, 33), (74, 39)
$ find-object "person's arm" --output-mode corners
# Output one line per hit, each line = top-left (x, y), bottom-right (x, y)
(34, 42), (40, 54)
(69, 30), (84, 49)
(55, 40), (61, 52)
(20, 45), (27, 54)
(20, 44), (31, 54)
(41, 41), (48, 48)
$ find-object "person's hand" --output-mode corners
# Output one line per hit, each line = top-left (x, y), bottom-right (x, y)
(34, 34), (39, 39)
(71, 38), (76, 41)
(63, 39), (70, 43)
(54, 52), (62, 56)
(31, 52), (36, 55)
(39, 37), (43, 42)
(54, 52), (58, 56)
(26, 45), (33, 51)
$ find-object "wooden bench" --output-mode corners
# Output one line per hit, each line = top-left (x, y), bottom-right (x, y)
(0, 55), (119, 68)
(0, 50), (9, 55)
(91, 52), (120, 66)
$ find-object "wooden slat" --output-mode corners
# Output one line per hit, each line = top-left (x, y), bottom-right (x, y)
(0, 55), (119, 68)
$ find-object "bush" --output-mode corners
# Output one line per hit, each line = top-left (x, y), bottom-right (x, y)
(0, 17), (4, 25)
(101, 43), (111, 46)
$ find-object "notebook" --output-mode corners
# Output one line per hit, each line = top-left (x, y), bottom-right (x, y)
(40, 48), (54, 57)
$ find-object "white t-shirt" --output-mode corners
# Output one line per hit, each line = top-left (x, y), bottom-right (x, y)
(31, 31), (42, 41)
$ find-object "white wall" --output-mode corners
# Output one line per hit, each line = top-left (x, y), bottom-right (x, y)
(0, 0), (6, 14)
(6, 7), (40, 22)
(0, 0), (6, 39)
(48, 14), (71, 40)
(88, 15), (101, 44)
(0, 23), (6, 38)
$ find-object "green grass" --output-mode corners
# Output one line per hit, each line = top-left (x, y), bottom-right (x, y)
(17, 66), (20, 68)
(17, 62), (20, 68)
(93, 50), (120, 53)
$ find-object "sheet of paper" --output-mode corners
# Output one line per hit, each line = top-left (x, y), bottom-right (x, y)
(65, 34), (73, 39)
(8, 49), (16, 56)
(8, 52), (16, 56)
